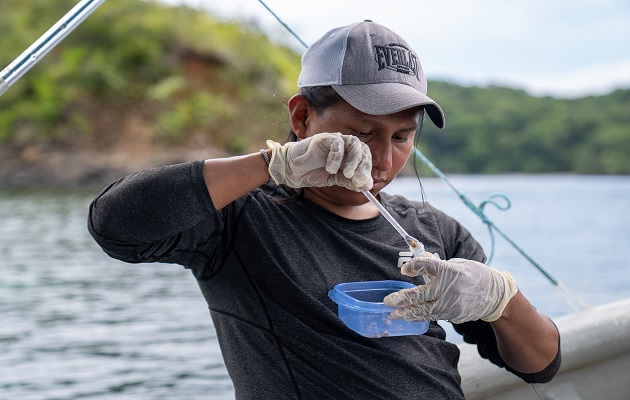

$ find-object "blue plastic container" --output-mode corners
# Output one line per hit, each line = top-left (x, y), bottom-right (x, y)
(328, 280), (429, 338)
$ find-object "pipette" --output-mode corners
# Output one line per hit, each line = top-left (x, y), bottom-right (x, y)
(362, 190), (426, 257)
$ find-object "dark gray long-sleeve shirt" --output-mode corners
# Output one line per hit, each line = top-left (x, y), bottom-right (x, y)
(88, 160), (560, 399)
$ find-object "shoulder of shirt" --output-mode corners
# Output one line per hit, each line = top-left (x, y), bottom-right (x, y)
(380, 192), (463, 225)
(260, 182), (289, 196)
(249, 182), (295, 202)
(379, 192), (436, 215)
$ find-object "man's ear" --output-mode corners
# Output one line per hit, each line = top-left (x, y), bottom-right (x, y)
(288, 94), (311, 139)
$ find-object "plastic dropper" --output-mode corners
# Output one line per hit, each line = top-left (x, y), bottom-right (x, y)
(362, 190), (426, 257)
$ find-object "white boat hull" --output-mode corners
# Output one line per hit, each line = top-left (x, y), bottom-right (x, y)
(459, 297), (630, 399)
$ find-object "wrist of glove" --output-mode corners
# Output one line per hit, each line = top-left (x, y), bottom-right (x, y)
(383, 254), (518, 324)
(266, 132), (373, 191)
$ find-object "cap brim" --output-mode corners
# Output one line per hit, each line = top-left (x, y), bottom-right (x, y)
(332, 83), (445, 129)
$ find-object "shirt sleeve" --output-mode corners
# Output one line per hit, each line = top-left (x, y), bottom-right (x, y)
(87, 160), (227, 277)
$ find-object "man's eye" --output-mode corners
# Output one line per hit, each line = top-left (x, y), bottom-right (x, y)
(353, 130), (373, 138)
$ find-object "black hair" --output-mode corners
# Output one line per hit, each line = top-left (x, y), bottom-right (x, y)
(412, 110), (427, 203)
(284, 86), (345, 143)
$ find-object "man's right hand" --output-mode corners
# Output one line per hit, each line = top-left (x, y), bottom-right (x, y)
(266, 132), (373, 191)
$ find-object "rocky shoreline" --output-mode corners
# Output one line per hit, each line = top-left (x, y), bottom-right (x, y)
(0, 144), (227, 190)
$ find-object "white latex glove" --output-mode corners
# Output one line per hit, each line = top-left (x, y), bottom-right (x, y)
(266, 133), (372, 191)
(383, 254), (518, 324)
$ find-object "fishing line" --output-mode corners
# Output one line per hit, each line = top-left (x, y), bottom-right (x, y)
(256, 0), (590, 312)
(413, 148), (590, 311)
(0, 0), (589, 312)
(257, 0), (308, 49)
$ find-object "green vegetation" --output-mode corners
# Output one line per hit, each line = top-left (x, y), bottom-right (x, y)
(1, 0), (628, 173)
(0, 0), (300, 153)
(420, 83), (630, 174)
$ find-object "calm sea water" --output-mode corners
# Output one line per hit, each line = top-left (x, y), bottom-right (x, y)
(2, 175), (629, 399)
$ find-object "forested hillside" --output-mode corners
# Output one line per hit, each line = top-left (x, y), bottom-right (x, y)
(420, 83), (629, 174)
(1, 0), (628, 187)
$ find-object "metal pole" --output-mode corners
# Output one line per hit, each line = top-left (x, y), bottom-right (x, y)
(0, 0), (106, 97)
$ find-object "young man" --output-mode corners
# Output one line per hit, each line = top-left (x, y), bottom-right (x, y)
(88, 20), (560, 399)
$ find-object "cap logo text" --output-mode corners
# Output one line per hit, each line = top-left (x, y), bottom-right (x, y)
(373, 44), (419, 79)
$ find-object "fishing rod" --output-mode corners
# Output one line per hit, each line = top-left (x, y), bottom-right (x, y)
(0, 0), (106, 97)
(257, 0), (590, 312)
(2, 0), (590, 312)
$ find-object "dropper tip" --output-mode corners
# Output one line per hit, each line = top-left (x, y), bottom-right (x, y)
(407, 238), (425, 257)
(406, 238), (419, 248)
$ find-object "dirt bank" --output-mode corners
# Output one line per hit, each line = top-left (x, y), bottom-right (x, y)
(0, 141), (227, 190)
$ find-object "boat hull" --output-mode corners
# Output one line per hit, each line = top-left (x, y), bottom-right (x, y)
(459, 297), (630, 399)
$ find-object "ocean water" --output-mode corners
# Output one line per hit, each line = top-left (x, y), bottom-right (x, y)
(2, 175), (629, 399)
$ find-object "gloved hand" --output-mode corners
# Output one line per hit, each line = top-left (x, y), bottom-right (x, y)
(383, 254), (518, 324)
(266, 133), (372, 191)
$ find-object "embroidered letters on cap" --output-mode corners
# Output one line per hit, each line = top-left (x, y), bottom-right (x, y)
(373, 44), (419, 80)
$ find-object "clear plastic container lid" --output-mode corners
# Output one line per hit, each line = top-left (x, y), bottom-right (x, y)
(328, 280), (428, 338)
(328, 280), (416, 312)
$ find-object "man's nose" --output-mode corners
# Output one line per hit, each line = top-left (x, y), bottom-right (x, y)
(370, 141), (393, 171)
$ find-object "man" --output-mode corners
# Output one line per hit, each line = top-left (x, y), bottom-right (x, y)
(88, 20), (560, 399)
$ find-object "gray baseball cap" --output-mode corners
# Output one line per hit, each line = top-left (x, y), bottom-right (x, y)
(298, 20), (445, 128)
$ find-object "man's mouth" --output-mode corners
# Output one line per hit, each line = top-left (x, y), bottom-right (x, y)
(371, 179), (387, 190)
